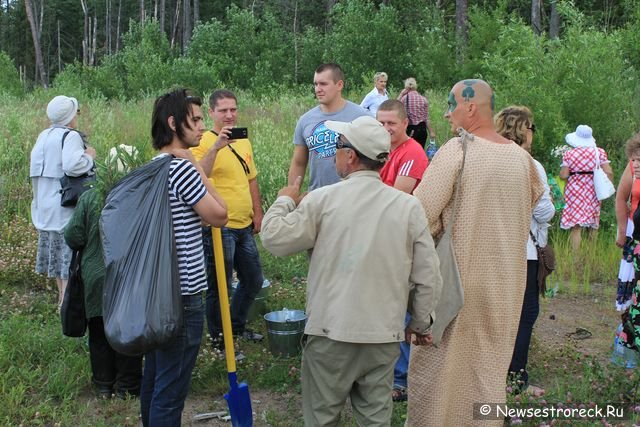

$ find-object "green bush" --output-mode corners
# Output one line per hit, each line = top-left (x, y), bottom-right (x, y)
(0, 51), (23, 95)
(327, 0), (412, 90)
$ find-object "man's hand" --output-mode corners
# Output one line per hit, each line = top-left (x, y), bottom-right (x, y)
(277, 176), (306, 206)
(253, 212), (263, 234)
(405, 327), (433, 346)
(213, 126), (233, 151)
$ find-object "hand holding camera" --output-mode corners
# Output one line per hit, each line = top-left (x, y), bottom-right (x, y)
(213, 127), (249, 151)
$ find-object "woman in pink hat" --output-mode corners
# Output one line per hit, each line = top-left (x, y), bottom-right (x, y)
(559, 124), (613, 250)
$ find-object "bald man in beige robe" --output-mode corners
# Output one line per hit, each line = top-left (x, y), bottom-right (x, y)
(407, 80), (544, 426)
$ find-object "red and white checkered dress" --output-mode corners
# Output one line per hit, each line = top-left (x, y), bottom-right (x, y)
(560, 147), (609, 229)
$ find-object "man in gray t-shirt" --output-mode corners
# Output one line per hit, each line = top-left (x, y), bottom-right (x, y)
(288, 63), (368, 191)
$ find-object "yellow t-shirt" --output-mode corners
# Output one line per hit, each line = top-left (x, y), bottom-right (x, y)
(191, 131), (258, 229)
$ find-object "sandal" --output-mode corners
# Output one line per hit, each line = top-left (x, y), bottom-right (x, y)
(392, 386), (408, 402)
(566, 327), (592, 340)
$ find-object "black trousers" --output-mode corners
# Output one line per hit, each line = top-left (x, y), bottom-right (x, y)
(508, 260), (540, 387)
(406, 122), (428, 147)
(89, 316), (143, 394)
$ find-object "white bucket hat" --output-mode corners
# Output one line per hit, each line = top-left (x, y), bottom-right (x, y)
(46, 95), (78, 126)
(565, 125), (596, 148)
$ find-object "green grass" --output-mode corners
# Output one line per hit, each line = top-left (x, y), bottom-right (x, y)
(0, 91), (633, 425)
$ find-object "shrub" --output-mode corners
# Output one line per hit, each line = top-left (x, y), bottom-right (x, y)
(0, 51), (23, 96)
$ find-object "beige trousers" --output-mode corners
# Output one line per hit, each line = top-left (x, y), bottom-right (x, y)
(301, 335), (400, 427)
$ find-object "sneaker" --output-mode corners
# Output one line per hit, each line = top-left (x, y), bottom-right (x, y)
(96, 385), (113, 400)
(241, 330), (264, 342)
(616, 280), (626, 307)
(222, 351), (246, 362)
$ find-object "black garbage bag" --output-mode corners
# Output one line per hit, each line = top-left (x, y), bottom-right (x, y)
(100, 155), (182, 356)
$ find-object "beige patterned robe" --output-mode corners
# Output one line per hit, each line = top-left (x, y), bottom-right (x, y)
(408, 135), (544, 426)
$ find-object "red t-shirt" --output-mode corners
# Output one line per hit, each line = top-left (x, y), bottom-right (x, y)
(380, 137), (429, 193)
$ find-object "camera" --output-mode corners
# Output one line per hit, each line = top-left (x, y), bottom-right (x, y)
(228, 127), (248, 140)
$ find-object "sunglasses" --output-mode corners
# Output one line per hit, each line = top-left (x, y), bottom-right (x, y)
(528, 123), (536, 133)
(336, 137), (356, 151)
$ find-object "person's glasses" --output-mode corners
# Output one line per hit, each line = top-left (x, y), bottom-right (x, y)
(528, 123), (536, 133)
(336, 137), (356, 151)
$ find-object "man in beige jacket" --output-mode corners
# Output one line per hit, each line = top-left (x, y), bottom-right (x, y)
(261, 115), (442, 426)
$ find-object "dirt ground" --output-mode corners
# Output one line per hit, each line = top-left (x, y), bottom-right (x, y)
(179, 282), (622, 426)
(533, 281), (617, 365)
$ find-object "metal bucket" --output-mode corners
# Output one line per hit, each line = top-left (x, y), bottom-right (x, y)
(264, 309), (306, 357)
(247, 279), (271, 322)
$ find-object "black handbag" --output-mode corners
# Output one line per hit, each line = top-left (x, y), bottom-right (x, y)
(59, 130), (96, 207)
(60, 250), (87, 337)
(60, 173), (95, 207)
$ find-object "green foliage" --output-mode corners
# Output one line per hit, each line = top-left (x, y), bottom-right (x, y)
(466, 3), (638, 178)
(187, 6), (296, 90)
(0, 51), (23, 95)
(327, 0), (411, 90)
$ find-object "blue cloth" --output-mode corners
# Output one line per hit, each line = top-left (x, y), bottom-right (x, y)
(202, 225), (264, 340)
(140, 293), (204, 427)
(508, 260), (540, 386)
(393, 312), (411, 389)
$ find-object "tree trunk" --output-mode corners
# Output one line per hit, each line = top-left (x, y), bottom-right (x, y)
(159, 0), (165, 33)
(455, 0), (468, 64)
(183, 0), (191, 51)
(140, 0), (145, 24)
(171, 0), (182, 50)
(193, 0), (199, 26)
(90, 13), (97, 65)
(531, 0), (542, 35)
(24, 0), (48, 87)
(116, 0), (122, 52)
(293, 0), (299, 84)
(80, 0), (89, 64)
(549, 0), (560, 39)
(106, 0), (111, 55)
(57, 20), (62, 73)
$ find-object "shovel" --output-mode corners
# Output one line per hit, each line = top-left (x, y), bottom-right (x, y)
(211, 227), (253, 426)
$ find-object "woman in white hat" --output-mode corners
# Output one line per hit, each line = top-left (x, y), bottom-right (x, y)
(559, 125), (613, 250)
(29, 95), (96, 310)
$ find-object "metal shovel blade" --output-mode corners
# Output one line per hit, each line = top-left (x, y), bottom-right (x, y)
(224, 372), (253, 427)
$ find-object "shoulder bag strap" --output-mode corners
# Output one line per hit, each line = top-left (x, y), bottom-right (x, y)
(529, 230), (540, 248)
(60, 130), (72, 150)
(444, 128), (469, 235)
(227, 143), (250, 175)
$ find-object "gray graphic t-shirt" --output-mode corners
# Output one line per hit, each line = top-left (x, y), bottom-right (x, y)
(293, 101), (368, 190)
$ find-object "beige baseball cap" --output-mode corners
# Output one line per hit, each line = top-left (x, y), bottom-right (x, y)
(325, 116), (390, 162)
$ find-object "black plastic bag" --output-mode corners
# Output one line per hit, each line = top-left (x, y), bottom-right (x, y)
(100, 155), (182, 356)
(60, 250), (87, 337)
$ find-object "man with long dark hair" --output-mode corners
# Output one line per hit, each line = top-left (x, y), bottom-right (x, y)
(140, 89), (227, 426)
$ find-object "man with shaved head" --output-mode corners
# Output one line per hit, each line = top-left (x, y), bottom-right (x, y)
(407, 79), (544, 426)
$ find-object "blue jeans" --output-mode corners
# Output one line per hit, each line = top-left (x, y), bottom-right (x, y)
(202, 226), (264, 341)
(140, 293), (204, 427)
(509, 260), (540, 387)
(393, 312), (411, 389)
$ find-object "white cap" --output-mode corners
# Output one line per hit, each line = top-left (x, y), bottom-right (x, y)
(325, 116), (390, 162)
